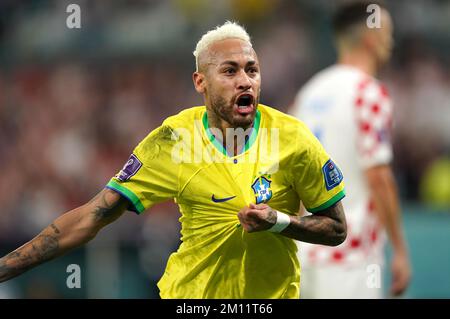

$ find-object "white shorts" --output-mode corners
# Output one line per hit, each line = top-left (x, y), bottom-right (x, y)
(300, 263), (384, 299)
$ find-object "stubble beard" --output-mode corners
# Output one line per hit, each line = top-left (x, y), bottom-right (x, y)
(209, 93), (258, 129)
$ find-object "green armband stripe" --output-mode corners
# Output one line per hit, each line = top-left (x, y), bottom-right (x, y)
(308, 189), (346, 213)
(106, 180), (145, 214)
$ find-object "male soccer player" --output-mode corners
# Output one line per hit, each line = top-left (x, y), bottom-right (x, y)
(291, 2), (411, 298)
(0, 21), (346, 298)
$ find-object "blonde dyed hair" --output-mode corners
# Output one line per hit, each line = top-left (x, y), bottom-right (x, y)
(193, 21), (252, 71)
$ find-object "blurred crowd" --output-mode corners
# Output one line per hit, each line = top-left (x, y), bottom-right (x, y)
(0, 0), (449, 298)
(0, 61), (190, 242)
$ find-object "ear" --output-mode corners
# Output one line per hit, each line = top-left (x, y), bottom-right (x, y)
(193, 72), (206, 94)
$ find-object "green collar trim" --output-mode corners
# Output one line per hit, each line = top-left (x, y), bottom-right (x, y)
(202, 109), (261, 157)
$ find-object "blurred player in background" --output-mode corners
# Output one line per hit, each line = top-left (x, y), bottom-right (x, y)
(290, 1), (411, 298)
(0, 21), (347, 298)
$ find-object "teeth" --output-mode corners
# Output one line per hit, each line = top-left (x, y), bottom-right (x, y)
(238, 104), (252, 110)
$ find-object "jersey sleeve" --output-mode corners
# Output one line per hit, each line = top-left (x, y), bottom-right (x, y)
(291, 124), (345, 213)
(106, 125), (179, 214)
(354, 80), (393, 169)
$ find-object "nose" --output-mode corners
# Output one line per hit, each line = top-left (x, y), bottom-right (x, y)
(236, 69), (252, 91)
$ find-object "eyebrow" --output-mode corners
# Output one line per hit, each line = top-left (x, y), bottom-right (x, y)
(219, 60), (257, 67)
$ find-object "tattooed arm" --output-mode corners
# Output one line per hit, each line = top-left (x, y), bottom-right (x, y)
(0, 188), (128, 283)
(238, 201), (347, 246)
(280, 201), (347, 245)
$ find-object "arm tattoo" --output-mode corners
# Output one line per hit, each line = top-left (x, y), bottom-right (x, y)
(0, 260), (8, 280)
(94, 197), (116, 221)
(92, 190), (125, 222)
(50, 223), (60, 234)
(31, 235), (59, 262)
(281, 201), (347, 246)
(0, 189), (126, 283)
(0, 233), (59, 282)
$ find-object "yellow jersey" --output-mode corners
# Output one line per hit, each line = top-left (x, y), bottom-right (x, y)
(106, 104), (345, 298)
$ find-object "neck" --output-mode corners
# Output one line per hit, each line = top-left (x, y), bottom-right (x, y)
(206, 109), (253, 156)
(207, 109), (229, 137)
(338, 50), (378, 77)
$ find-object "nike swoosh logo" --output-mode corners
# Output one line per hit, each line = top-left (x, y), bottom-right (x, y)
(211, 194), (236, 203)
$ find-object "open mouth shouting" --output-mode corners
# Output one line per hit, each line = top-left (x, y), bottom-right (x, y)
(235, 93), (255, 115)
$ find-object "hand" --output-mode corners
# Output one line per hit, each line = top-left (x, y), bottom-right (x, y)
(237, 203), (277, 233)
(390, 251), (411, 296)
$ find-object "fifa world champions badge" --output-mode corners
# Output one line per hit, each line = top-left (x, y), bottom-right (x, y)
(322, 159), (343, 191)
(117, 154), (143, 181)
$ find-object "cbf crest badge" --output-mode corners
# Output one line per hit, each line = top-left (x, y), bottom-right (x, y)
(251, 175), (273, 204)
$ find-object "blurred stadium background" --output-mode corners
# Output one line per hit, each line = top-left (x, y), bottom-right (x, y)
(0, 0), (449, 298)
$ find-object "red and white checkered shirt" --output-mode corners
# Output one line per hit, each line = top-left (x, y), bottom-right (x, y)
(291, 65), (391, 266)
